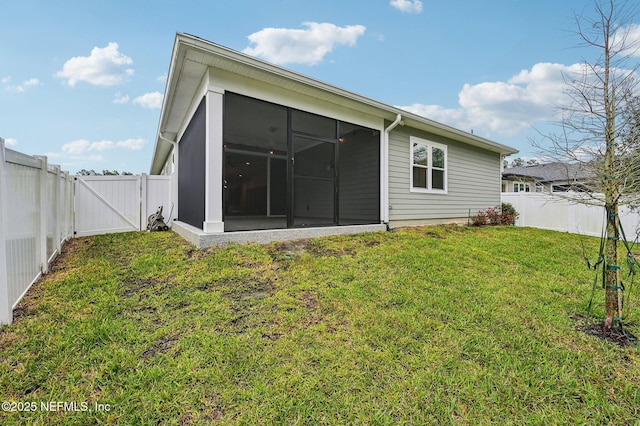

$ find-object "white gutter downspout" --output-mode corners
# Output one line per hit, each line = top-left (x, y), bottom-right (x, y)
(159, 133), (177, 147)
(382, 114), (404, 225)
(159, 133), (177, 174)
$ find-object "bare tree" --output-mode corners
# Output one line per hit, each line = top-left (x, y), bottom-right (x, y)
(534, 0), (640, 330)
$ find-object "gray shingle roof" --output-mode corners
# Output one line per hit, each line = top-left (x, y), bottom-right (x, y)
(503, 162), (592, 183)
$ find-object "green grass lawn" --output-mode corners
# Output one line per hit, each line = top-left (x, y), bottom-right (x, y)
(1, 225), (639, 424)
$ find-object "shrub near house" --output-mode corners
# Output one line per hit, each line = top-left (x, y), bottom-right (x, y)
(472, 202), (519, 226)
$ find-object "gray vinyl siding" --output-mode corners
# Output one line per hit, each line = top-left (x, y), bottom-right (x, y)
(388, 127), (501, 221)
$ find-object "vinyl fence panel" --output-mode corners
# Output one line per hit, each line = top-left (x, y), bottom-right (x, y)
(1, 140), (74, 325)
(143, 175), (173, 227)
(74, 175), (173, 236)
(74, 176), (141, 236)
(502, 192), (640, 240)
(0, 140), (11, 325)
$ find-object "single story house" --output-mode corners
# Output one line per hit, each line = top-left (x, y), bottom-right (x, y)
(150, 33), (518, 247)
(502, 162), (592, 193)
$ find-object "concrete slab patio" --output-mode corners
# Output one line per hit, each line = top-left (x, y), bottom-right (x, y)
(171, 220), (388, 248)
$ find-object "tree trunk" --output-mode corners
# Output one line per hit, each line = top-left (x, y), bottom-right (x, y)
(602, 14), (622, 330)
(604, 205), (621, 329)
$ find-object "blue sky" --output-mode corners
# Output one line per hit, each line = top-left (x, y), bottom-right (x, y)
(0, 0), (633, 173)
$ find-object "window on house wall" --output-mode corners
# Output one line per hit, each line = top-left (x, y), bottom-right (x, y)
(410, 136), (447, 193)
(513, 182), (530, 193)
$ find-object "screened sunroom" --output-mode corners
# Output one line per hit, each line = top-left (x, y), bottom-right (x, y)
(222, 93), (380, 231)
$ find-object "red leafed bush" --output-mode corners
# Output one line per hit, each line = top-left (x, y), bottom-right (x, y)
(471, 203), (518, 226)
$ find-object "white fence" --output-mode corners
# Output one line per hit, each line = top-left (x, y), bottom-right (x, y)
(502, 192), (640, 239)
(1, 141), (74, 325)
(1, 139), (173, 325)
(75, 175), (172, 236)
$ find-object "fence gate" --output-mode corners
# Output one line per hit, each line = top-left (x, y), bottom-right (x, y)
(75, 176), (141, 236)
(74, 175), (172, 237)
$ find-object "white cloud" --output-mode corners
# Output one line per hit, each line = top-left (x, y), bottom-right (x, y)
(22, 78), (41, 89)
(390, 0), (423, 14)
(610, 23), (640, 57)
(132, 92), (163, 109)
(116, 138), (146, 150)
(157, 74), (167, 83)
(4, 138), (18, 147)
(62, 138), (145, 154)
(3, 77), (42, 93)
(243, 22), (366, 65)
(55, 42), (134, 87)
(398, 62), (582, 137)
(90, 140), (116, 151)
(44, 151), (102, 169)
(62, 140), (92, 154)
(113, 92), (130, 104)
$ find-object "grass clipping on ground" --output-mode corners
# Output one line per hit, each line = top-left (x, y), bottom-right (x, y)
(1, 225), (639, 424)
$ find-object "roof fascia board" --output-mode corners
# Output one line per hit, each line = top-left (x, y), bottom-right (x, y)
(151, 36), (187, 173)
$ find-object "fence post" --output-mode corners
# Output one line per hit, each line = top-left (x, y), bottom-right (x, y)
(63, 172), (72, 240)
(35, 156), (49, 274)
(568, 197), (576, 234)
(71, 175), (77, 238)
(140, 174), (148, 231)
(0, 138), (11, 325)
(53, 165), (61, 255)
(60, 171), (68, 241)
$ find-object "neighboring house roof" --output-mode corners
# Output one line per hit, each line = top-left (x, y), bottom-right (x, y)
(503, 162), (592, 183)
(150, 33), (518, 174)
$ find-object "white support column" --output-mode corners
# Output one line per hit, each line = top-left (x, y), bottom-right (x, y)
(203, 85), (225, 233)
(35, 155), (48, 274)
(0, 138), (12, 325)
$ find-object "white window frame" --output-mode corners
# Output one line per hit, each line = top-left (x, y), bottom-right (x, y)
(409, 136), (448, 194)
(513, 182), (530, 193)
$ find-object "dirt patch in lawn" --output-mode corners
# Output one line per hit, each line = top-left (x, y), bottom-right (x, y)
(300, 290), (319, 309)
(573, 314), (638, 347)
(141, 334), (180, 359)
(121, 277), (171, 299)
(185, 247), (208, 262)
(198, 275), (275, 301)
(268, 239), (356, 260)
(11, 305), (34, 321)
(305, 244), (356, 258)
(48, 237), (93, 272)
(269, 239), (308, 259)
